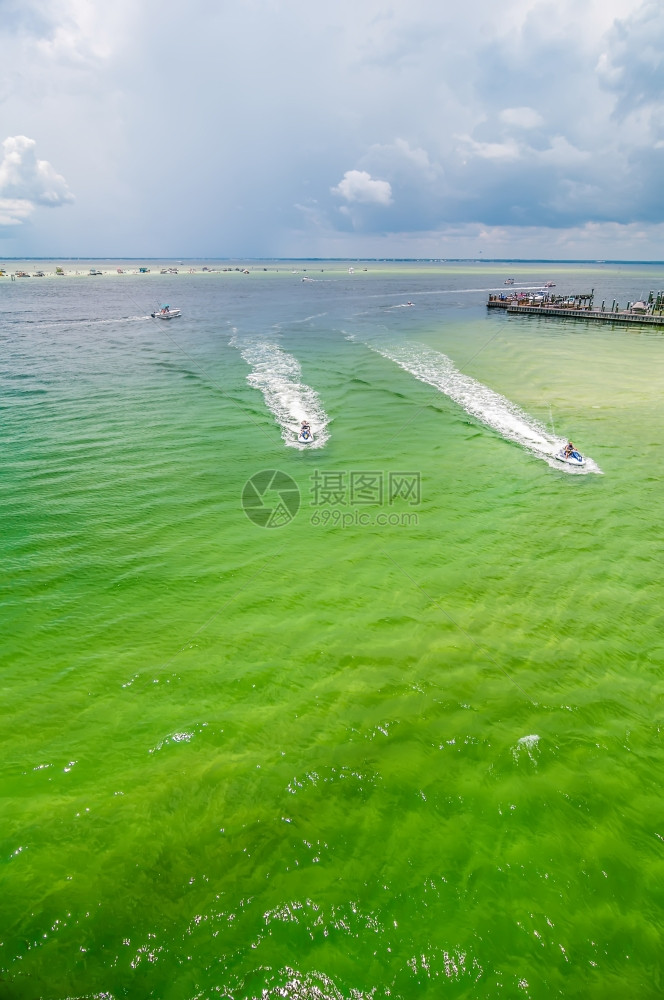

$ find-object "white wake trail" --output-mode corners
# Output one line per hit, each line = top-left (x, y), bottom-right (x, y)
(230, 332), (330, 449)
(357, 338), (601, 474)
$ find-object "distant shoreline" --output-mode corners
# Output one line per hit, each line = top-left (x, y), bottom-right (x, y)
(2, 257), (664, 265)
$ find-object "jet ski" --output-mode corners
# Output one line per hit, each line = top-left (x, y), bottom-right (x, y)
(298, 424), (314, 444)
(556, 448), (585, 467)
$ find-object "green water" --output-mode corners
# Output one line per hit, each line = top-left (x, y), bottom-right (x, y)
(1, 262), (663, 999)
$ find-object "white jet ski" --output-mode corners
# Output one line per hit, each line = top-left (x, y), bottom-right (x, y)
(556, 447), (585, 467)
(298, 424), (314, 444)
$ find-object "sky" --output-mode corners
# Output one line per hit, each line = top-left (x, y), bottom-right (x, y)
(1, 0), (663, 259)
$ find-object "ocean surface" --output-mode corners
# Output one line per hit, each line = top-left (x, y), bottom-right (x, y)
(1, 260), (662, 999)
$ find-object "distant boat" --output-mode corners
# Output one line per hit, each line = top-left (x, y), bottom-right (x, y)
(544, 281), (556, 287)
(151, 305), (181, 320)
(504, 278), (515, 285)
(89, 268), (102, 276)
(348, 267), (355, 274)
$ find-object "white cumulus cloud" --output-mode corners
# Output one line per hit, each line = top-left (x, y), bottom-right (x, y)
(331, 170), (393, 206)
(458, 136), (522, 161)
(499, 107), (544, 129)
(0, 136), (73, 226)
(0, 198), (34, 227)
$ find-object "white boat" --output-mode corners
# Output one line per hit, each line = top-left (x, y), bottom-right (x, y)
(544, 281), (556, 287)
(556, 448), (585, 467)
(504, 278), (515, 285)
(151, 305), (181, 320)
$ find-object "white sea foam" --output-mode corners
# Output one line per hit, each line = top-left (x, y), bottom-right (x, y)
(230, 332), (329, 449)
(16, 316), (149, 329)
(512, 734), (541, 764)
(355, 337), (601, 473)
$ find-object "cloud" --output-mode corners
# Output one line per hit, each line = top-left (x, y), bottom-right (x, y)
(458, 136), (522, 162)
(598, 1), (664, 116)
(1, 0), (663, 256)
(0, 136), (73, 227)
(535, 136), (590, 166)
(0, 136), (73, 205)
(0, 198), (34, 227)
(361, 138), (439, 183)
(499, 107), (544, 129)
(331, 170), (393, 206)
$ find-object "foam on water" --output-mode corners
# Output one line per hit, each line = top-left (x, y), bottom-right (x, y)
(356, 338), (601, 473)
(3, 315), (149, 329)
(230, 331), (330, 449)
(512, 733), (541, 764)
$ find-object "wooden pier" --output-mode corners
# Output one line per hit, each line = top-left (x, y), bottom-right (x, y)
(487, 294), (664, 329)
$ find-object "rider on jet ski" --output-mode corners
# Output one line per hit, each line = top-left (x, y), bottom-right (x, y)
(300, 420), (312, 439)
(564, 441), (575, 458)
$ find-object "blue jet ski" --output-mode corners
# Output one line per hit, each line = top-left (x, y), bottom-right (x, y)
(556, 447), (585, 467)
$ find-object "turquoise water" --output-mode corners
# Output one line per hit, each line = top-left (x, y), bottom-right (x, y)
(1, 261), (663, 999)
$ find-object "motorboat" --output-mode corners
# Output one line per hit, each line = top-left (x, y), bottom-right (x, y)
(151, 305), (181, 319)
(298, 424), (314, 444)
(556, 448), (585, 467)
(544, 281), (556, 287)
(504, 278), (515, 285)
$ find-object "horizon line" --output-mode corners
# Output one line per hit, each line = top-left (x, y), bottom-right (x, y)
(2, 256), (664, 265)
